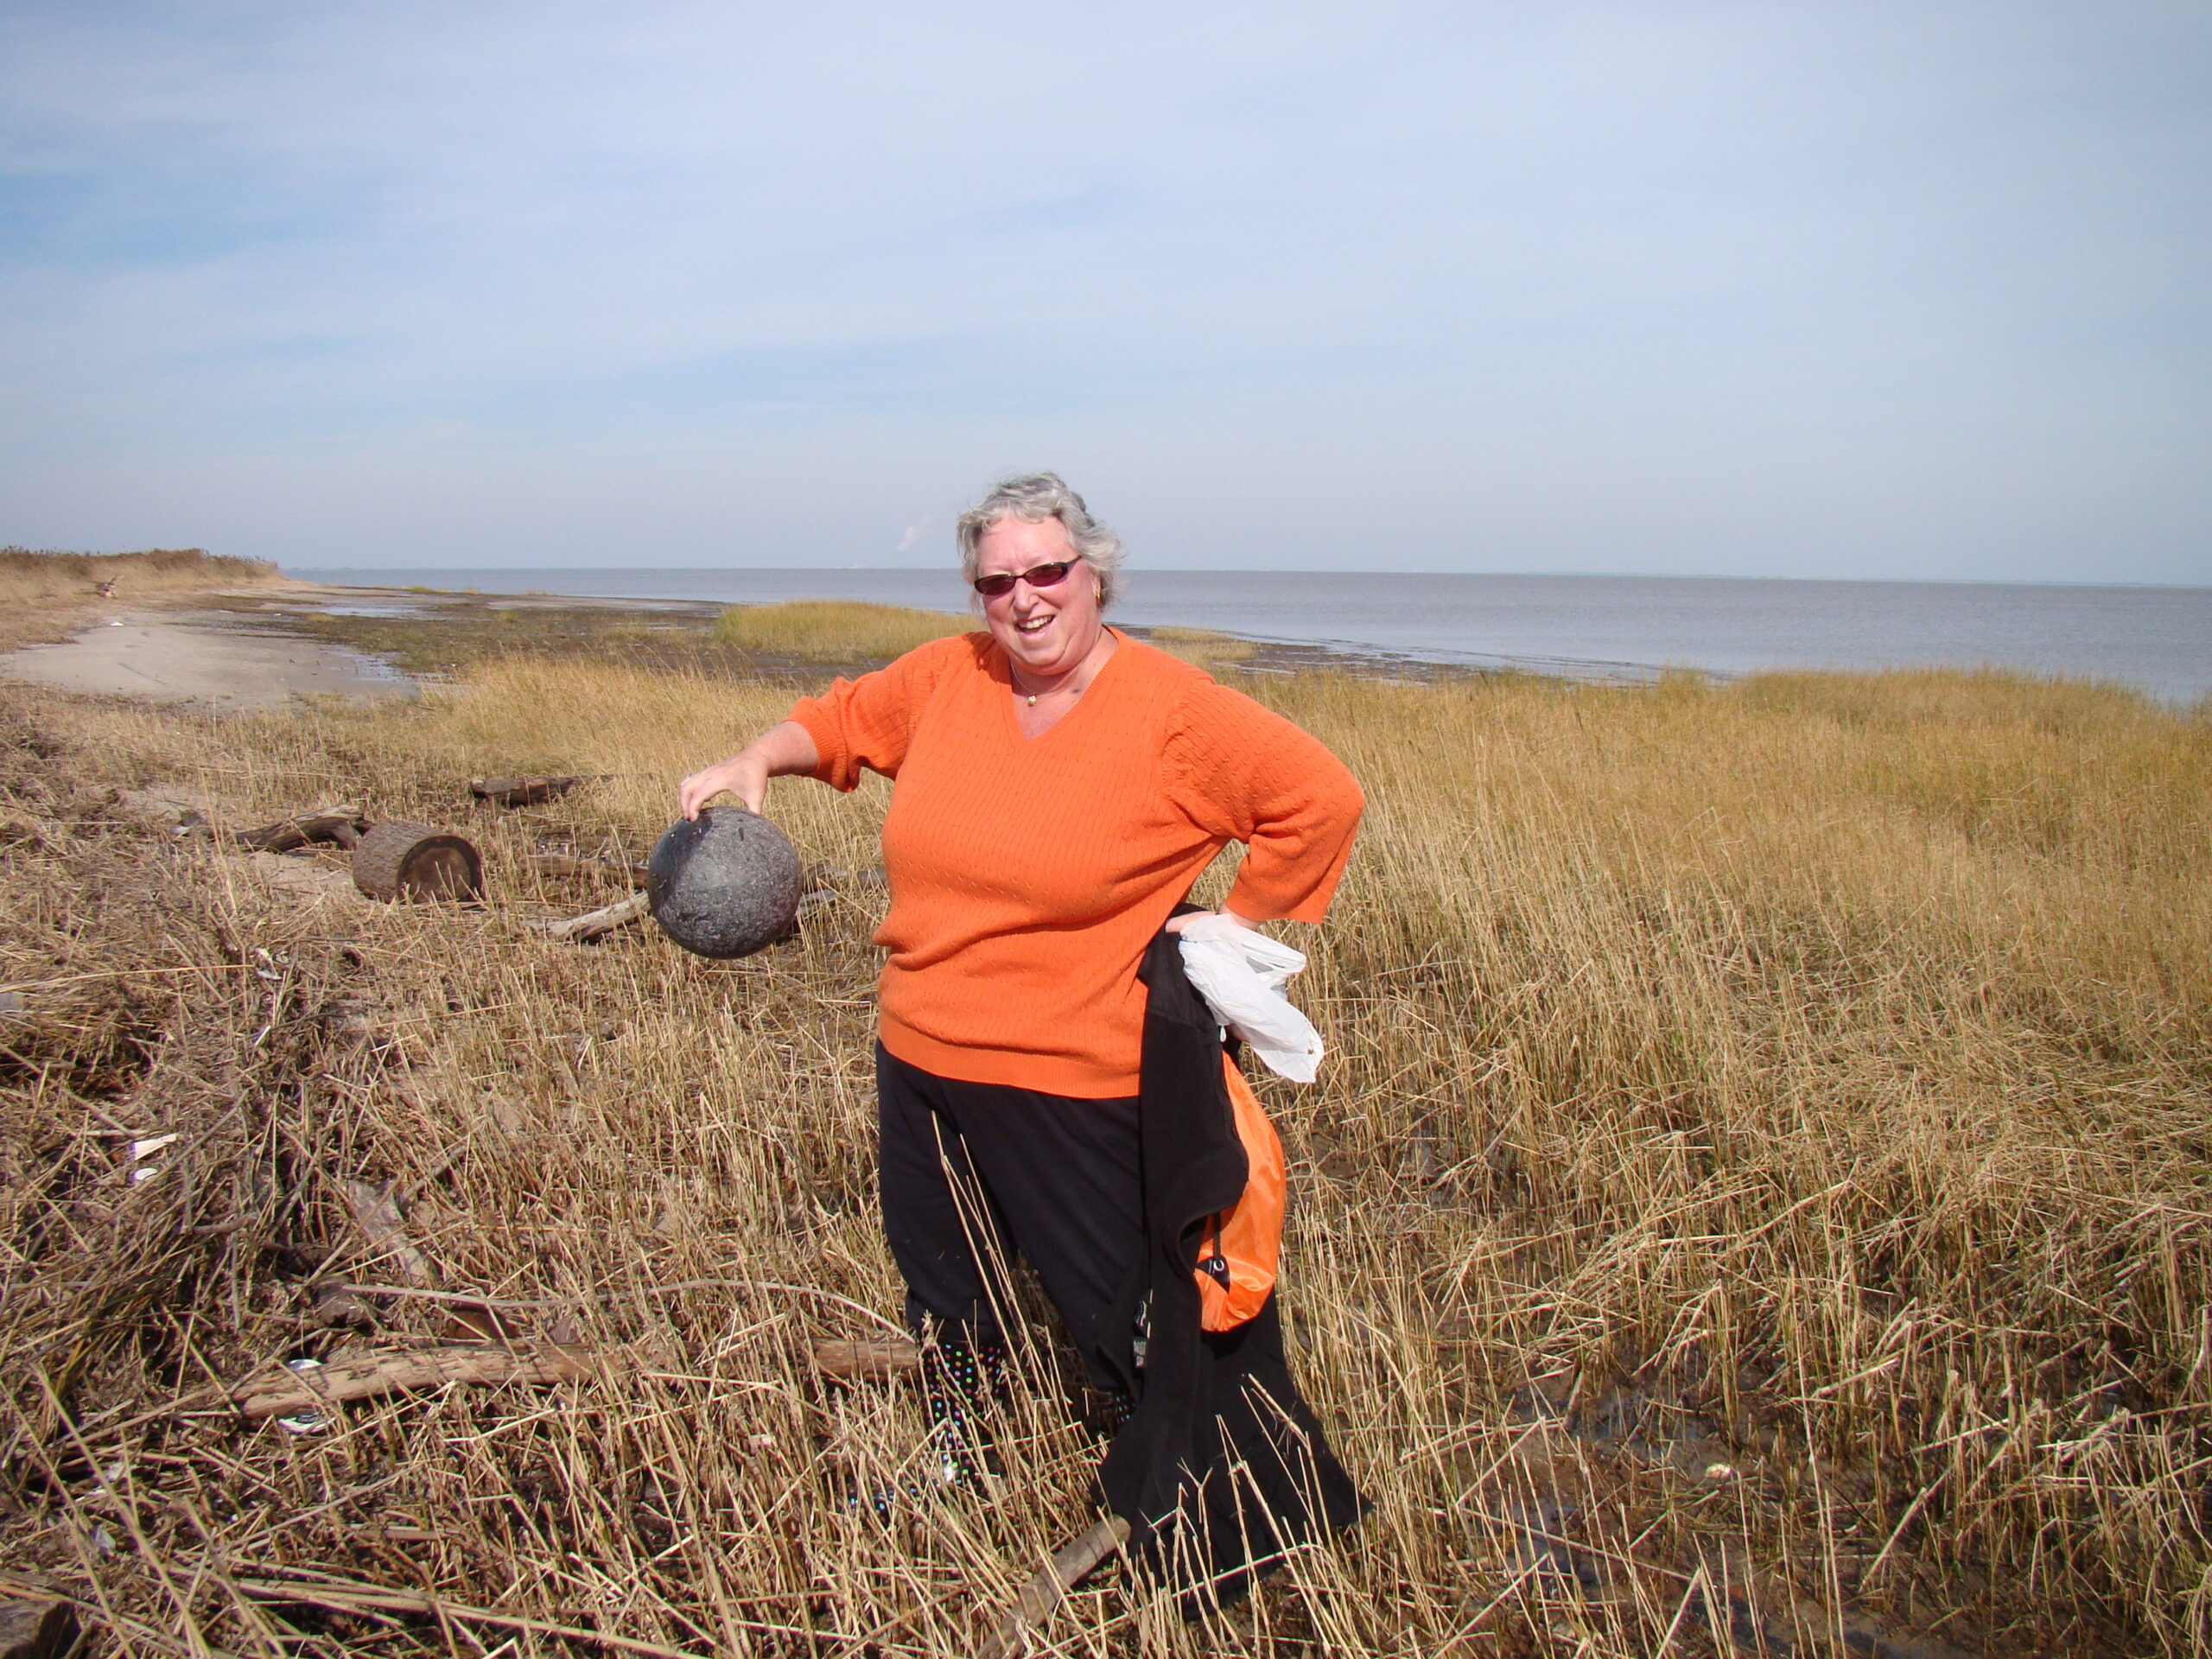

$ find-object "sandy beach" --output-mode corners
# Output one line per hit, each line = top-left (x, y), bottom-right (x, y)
(0, 587), (416, 710)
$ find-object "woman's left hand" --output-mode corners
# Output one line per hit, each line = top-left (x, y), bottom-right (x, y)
(1164, 907), (1261, 935)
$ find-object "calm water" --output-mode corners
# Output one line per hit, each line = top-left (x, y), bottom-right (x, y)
(296, 568), (2212, 704)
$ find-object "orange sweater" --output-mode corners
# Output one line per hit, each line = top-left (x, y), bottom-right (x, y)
(786, 630), (1363, 1097)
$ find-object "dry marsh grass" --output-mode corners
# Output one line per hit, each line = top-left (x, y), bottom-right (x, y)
(712, 601), (971, 664)
(0, 547), (280, 604)
(1144, 627), (1259, 674)
(3, 653), (2209, 1656)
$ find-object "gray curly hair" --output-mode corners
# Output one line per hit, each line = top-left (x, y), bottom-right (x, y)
(955, 473), (1125, 610)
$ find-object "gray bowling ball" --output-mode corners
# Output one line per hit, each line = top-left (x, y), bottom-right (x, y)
(647, 806), (804, 958)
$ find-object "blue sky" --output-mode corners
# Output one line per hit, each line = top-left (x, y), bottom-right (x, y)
(2, 1), (2207, 581)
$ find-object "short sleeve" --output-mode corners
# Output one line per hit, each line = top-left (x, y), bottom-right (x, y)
(1163, 679), (1363, 922)
(785, 633), (978, 791)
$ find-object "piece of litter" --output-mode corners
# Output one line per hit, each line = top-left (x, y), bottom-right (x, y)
(129, 1133), (176, 1183)
(1176, 913), (1325, 1082)
(1703, 1462), (1736, 1481)
(276, 1357), (332, 1435)
(91, 1525), (116, 1556)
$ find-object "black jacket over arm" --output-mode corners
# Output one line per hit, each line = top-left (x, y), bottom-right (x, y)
(1090, 926), (1367, 1611)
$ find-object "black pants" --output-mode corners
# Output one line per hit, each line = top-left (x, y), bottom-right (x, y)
(876, 1041), (1142, 1387)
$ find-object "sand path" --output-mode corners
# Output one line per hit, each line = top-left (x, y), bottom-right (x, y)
(0, 594), (413, 711)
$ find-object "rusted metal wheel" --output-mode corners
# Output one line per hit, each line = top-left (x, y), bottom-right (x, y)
(352, 822), (484, 902)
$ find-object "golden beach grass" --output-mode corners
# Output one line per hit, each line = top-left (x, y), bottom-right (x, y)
(712, 601), (971, 663)
(1145, 627), (1260, 673)
(3, 643), (2208, 1656)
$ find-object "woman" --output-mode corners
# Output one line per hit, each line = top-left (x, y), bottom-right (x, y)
(677, 474), (1363, 1594)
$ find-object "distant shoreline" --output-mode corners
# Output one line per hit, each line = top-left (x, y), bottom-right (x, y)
(6, 567), (2204, 709)
(289, 566), (2212, 702)
(289, 565), (2212, 593)
(257, 578), (1486, 687)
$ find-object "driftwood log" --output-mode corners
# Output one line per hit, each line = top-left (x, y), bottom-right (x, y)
(976, 1516), (1132, 1659)
(471, 775), (589, 808)
(810, 1338), (922, 1378)
(232, 1344), (593, 1418)
(531, 889), (652, 944)
(353, 822), (484, 902)
(236, 811), (365, 853)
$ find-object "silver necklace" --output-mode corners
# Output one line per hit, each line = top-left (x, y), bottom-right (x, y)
(1018, 628), (1104, 705)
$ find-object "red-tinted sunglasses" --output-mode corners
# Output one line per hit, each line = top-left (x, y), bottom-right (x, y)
(972, 556), (1081, 600)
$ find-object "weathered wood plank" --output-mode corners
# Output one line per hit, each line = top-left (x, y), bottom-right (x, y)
(810, 1338), (922, 1378)
(976, 1516), (1131, 1659)
(531, 889), (652, 943)
(232, 1344), (593, 1418)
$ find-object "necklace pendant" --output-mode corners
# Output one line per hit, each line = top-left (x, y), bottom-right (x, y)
(1026, 694), (1038, 706)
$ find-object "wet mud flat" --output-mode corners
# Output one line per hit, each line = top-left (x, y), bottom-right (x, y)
(203, 582), (1514, 690)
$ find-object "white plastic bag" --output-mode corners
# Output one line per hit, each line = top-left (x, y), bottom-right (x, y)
(1176, 914), (1325, 1084)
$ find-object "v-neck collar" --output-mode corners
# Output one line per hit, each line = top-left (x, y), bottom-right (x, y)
(996, 626), (1127, 744)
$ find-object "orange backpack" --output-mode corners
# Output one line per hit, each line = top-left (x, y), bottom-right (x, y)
(1192, 1052), (1286, 1332)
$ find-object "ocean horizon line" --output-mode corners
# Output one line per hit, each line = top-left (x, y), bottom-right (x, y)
(291, 565), (2212, 594)
(279, 565), (2212, 703)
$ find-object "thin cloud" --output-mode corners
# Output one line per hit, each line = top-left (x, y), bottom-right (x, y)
(0, 2), (2206, 580)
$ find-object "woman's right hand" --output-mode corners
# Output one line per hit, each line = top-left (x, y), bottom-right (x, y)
(678, 753), (770, 818)
(676, 721), (821, 819)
